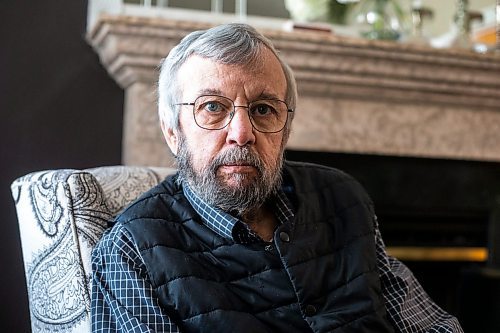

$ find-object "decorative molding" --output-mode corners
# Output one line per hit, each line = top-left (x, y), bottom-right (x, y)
(87, 15), (500, 166)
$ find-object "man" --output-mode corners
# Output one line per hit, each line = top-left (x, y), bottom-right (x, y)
(91, 23), (463, 332)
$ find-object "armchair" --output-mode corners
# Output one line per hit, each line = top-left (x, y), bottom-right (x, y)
(11, 166), (176, 332)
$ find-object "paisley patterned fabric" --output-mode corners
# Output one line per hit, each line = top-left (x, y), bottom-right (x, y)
(11, 166), (176, 333)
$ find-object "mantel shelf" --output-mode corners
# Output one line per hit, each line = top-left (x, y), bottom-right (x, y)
(87, 15), (500, 167)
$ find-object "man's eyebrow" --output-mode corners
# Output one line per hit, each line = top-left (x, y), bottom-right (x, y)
(197, 88), (224, 96)
(195, 89), (283, 100)
(256, 92), (283, 100)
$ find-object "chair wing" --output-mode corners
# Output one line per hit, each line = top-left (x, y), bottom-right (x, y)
(10, 166), (176, 333)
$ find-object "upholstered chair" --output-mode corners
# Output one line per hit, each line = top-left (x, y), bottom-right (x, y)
(11, 166), (176, 333)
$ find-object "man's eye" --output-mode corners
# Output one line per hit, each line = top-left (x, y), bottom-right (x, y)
(204, 102), (222, 112)
(252, 104), (274, 116)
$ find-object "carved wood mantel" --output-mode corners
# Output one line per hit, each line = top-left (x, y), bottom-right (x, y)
(87, 15), (500, 167)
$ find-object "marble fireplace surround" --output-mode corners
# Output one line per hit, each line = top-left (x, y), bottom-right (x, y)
(87, 15), (500, 167)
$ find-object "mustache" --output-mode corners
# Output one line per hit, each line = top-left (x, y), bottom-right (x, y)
(209, 146), (264, 174)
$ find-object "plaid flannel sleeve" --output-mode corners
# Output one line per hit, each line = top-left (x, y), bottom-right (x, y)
(374, 216), (464, 333)
(91, 223), (180, 333)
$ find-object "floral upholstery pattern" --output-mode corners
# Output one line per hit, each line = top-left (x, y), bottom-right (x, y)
(11, 166), (176, 333)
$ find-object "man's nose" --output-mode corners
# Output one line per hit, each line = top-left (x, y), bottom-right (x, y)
(226, 107), (256, 146)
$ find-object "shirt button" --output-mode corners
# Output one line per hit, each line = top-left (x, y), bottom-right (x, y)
(305, 305), (317, 316)
(279, 231), (290, 242)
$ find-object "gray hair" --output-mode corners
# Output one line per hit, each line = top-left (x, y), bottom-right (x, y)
(158, 23), (297, 131)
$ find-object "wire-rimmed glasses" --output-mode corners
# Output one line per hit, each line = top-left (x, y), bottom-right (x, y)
(175, 94), (293, 133)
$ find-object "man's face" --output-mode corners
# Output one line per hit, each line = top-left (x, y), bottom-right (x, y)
(163, 48), (289, 215)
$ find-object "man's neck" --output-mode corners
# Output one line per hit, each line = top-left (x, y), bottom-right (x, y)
(240, 205), (278, 242)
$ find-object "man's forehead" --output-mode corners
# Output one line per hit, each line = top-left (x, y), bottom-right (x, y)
(178, 53), (286, 99)
(181, 53), (273, 73)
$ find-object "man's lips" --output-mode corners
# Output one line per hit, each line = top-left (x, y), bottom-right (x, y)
(219, 164), (256, 173)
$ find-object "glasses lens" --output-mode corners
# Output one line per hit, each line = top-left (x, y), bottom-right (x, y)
(249, 100), (289, 133)
(194, 95), (233, 130)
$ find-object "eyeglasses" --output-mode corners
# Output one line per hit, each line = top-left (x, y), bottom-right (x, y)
(174, 94), (293, 133)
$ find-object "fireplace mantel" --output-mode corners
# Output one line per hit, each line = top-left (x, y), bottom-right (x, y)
(87, 15), (500, 167)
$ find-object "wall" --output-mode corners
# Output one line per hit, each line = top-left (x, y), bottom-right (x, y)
(0, 0), (123, 331)
(419, 0), (495, 36)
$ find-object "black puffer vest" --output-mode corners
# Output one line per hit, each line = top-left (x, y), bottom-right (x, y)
(119, 161), (394, 332)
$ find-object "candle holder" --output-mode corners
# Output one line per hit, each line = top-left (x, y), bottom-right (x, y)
(407, 6), (433, 45)
(451, 0), (483, 49)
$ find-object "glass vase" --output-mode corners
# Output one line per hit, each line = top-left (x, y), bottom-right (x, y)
(350, 0), (407, 40)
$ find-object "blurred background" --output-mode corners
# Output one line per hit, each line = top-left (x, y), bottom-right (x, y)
(1, 0), (499, 331)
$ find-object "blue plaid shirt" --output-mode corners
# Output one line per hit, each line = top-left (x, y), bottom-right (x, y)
(91, 179), (463, 332)
(182, 183), (294, 244)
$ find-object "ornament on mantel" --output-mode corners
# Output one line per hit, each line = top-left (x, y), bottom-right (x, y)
(430, 0), (491, 53)
(284, 0), (356, 25)
(349, 0), (407, 41)
(407, 5), (433, 45)
(285, 0), (412, 42)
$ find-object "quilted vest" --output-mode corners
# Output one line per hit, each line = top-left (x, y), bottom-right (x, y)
(119, 161), (395, 333)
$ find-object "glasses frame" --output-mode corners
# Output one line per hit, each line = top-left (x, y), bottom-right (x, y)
(174, 94), (294, 134)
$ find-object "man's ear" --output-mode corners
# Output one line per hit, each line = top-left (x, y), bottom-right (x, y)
(161, 120), (179, 156)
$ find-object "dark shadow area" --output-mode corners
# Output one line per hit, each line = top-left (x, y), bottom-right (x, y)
(0, 1), (123, 330)
(286, 149), (500, 330)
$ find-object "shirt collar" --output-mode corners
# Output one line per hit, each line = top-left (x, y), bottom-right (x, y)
(182, 182), (294, 244)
